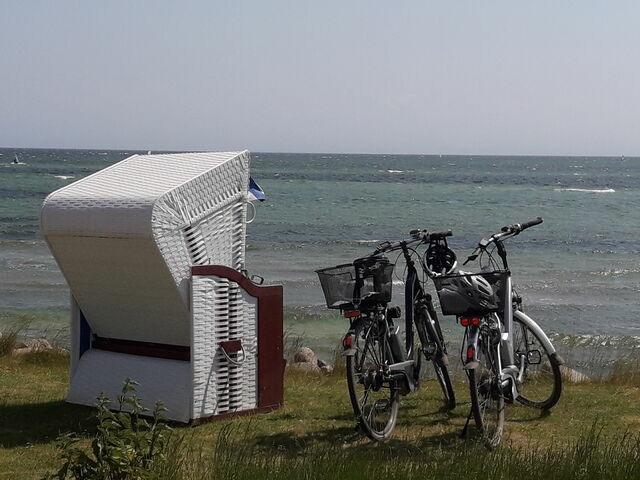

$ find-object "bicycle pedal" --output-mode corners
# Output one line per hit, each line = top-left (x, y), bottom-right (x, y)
(501, 378), (518, 404)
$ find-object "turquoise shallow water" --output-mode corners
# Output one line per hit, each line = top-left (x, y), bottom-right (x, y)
(1, 149), (639, 363)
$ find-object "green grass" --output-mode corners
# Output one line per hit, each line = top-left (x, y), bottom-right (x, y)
(0, 352), (639, 479)
(156, 423), (640, 480)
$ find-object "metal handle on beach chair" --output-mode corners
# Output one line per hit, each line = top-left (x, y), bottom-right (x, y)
(219, 339), (246, 366)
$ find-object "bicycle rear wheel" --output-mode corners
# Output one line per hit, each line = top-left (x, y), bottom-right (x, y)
(469, 330), (505, 449)
(346, 321), (399, 441)
(513, 315), (562, 410)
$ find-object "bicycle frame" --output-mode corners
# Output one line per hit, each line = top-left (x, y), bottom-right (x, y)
(463, 274), (520, 398)
(404, 249), (422, 359)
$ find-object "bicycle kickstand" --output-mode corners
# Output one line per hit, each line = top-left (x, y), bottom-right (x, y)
(460, 407), (474, 438)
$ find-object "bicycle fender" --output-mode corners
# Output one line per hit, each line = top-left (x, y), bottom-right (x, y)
(550, 351), (565, 366)
(342, 321), (360, 357)
(513, 310), (563, 363)
(463, 325), (480, 370)
(342, 330), (357, 356)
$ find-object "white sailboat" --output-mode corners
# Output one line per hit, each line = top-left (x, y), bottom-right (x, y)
(11, 153), (26, 165)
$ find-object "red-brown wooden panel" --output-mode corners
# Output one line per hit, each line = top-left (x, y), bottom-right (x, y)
(191, 265), (284, 410)
(92, 335), (190, 361)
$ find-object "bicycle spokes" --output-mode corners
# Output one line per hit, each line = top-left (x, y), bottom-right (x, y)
(346, 322), (399, 441)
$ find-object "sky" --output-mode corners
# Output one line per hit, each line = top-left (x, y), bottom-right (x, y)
(1, 1), (639, 155)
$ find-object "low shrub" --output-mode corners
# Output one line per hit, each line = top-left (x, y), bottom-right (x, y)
(44, 379), (171, 480)
(0, 325), (21, 356)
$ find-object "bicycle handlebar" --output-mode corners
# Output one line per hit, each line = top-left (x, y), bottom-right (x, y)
(500, 217), (543, 235)
(411, 229), (453, 240)
(463, 217), (543, 266)
(374, 229), (452, 254)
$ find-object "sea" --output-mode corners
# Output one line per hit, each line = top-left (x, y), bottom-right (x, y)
(1, 148), (640, 369)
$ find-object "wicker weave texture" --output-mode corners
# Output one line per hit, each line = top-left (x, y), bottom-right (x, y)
(42, 151), (250, 346)
(41, 152), (247, 237)
(191, 275), (258, 419)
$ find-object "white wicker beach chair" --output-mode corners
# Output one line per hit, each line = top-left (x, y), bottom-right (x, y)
(41, 151), (283, 422)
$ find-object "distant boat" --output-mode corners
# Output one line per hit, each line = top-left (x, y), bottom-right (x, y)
(11, 153), (26, 165)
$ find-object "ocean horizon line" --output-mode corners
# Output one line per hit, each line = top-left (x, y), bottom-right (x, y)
(1, 146), (638, 159)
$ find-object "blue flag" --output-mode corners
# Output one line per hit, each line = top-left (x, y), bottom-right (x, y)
(248, 176), (266, 202)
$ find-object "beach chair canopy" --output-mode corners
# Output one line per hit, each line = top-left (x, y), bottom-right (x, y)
(41, 151), (250, 346)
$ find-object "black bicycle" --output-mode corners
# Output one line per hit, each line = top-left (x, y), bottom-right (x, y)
(316, 229), (456, 441)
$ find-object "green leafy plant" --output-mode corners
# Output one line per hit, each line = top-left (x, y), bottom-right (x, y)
(44, 378), (171, 480)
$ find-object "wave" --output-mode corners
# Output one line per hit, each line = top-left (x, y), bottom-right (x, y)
(387, 169), (404, 173)
(53, 175), (75, 180)
(590, 267), (640, 277)
(554, 187), (615, 193)
(548, 332), (640, 350)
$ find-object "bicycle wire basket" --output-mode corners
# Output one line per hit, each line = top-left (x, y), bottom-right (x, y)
(316, 256), (395, 310)
(432, 270), (510, 316)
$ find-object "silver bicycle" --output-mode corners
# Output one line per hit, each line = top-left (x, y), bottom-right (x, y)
(428, 217), (564, 448)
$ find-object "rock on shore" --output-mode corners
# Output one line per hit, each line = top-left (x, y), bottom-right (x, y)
(290, 347), (334, 374)
(12, 338), (53, 355)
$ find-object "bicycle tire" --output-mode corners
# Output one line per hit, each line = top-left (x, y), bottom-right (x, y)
(469, 330), (505, 449)
(513, 315), (562, 410)
(416, 311), (456, 410)
(346, 322), (399, 441)
(432, 358), (456, 410)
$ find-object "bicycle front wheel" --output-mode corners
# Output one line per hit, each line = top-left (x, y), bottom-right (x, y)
(416, 312), (456, 410)
(513, 315), (562, 410)
(346, 322), (399, 441)
(432, 358), (456, 410)
(469, 331), (505, 449)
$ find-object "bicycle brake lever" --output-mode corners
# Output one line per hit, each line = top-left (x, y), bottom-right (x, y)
(376, 241), (391, 252)
(463, 254), (478, 266)
(463, 247), (481, 265)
